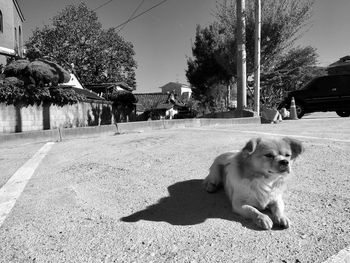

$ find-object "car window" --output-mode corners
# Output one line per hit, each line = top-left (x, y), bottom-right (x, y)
(335, 76), (350, 94)
(306, 78), (324, 91)
(309, 77), (337, 91)
(321, 77), (336, 89)
(334, 75), (350, 86)
(302, 75), (350, 91)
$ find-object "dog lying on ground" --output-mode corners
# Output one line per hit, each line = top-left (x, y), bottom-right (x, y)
(204, 137), (304, 230)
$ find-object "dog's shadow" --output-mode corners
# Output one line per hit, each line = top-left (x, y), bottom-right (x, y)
(120, 179), (259, 229)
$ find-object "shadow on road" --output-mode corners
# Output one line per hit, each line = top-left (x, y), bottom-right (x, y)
(120, 179), (259, 230)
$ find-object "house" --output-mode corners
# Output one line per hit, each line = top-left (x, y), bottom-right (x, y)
(84, 82), (133, 98)
(62, 74), (85, 89)
(133, 82), (194, 120)
(159, 82), (192, 101)
(59, 84), (104, 101)
(134, 92), (191, 120)
(0, 0), (25, 66)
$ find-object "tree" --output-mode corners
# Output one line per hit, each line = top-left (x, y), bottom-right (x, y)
(26, 3), (137, 89)
(186, 24), (234, 111)
(216, 0), (315, 72)
(0, 59), (84, 107)
(106, 90), (137, 122)
(258, 46), (323, 108)
(186, 0), (317, 110)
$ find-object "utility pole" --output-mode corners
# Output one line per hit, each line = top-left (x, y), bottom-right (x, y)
(236, 0), (247, 110)
(224, 0), (231, 109)
(254, 0), (261, 115)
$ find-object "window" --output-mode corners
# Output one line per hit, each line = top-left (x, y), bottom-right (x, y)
(19, 26), (22, 55)
(0, 10), (3, 33)
(14, 27), (18, 53)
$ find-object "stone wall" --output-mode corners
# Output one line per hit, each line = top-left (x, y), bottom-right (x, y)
(0, 100), (114, 133)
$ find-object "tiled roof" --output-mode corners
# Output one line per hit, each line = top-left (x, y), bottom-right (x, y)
(84, 82), (133, 92)
(134, 92), (186, 112)
(134, 93), (170, 111)
(60, 85), (104, 101)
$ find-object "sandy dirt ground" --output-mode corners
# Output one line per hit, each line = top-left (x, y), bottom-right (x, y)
(0, 114), (349, 262)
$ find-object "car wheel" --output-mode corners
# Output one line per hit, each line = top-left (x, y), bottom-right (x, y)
(336, 110), (350, 117)
(295, 103), (305, 119)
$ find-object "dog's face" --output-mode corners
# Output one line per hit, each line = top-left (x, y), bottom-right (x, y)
(241, 137), (304, 178)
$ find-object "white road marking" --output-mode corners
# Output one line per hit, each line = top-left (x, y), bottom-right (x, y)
(192, 127), (350, 143)
(322, 246), (350, 263)
(0, 142), (54, 227)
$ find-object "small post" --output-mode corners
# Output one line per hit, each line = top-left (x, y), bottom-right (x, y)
(57, 127), (62, 142)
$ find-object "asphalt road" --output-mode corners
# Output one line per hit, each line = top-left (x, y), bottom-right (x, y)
(0, 112), (349, 263)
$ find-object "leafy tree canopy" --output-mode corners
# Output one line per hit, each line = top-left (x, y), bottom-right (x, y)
(186, 0), (318, 109)
(26, 3), (137, 89)
(215, 0), (315, 72)
(186, 24), (232, 106)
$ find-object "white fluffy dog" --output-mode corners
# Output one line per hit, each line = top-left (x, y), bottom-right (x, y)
(204, 137), (304, 230)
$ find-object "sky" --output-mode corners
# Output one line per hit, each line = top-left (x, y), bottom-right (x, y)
(16, 0), (350, 93)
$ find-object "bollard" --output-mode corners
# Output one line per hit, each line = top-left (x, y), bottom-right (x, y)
(289, 97), (298, 120)
(57, 127), (63, 141)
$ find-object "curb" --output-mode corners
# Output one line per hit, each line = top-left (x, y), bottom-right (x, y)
(115, 117), (260, 133)
(0, 117), (260, 143)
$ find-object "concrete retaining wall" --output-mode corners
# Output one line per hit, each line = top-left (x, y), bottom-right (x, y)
(115, 117), (260, 134)
(0, 115), (261, 143)
(0, 101), (113, 133)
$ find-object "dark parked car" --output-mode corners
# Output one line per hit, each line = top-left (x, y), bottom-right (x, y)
(279, 75), (350, 118)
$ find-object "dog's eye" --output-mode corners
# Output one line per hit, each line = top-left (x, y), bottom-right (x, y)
(285, 154), (291, 157)
(265, 154), (274, 159)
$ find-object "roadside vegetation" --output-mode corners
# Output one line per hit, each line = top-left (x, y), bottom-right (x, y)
(0, 0), (327, 119)
(1, 3), (137, 114)
(186, 0), (325, 112)
(0, 59), (84, 107)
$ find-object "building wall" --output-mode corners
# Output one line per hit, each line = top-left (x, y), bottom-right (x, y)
(0, 101), (114, 133)
(180, 86), (192, 100)
(0, 1), (14, 50)
(0, 0), (24, 65)
(13, 1), (23, 56)
(161, 85), (192, 100)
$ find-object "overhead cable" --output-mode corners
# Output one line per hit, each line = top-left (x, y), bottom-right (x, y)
(113, 0), (169, 30)
(117, 0), (145, 33)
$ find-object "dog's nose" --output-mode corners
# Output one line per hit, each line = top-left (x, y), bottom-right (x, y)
(279, 160), (289, 166)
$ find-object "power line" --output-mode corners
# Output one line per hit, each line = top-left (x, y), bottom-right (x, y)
(117, 0), (145, 33)
(20, 0), (169, 50)
(113, 0), (169, 30)
(93, 0), (114, 11)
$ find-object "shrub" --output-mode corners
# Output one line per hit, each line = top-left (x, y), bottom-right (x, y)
(0, 59), (84, 107)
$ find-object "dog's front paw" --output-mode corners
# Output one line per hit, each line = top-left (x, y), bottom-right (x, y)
(204, 181), (218, 193)
(273, 215), (291, 229)
(254, 214), (273, 230)
(203, 179), (219, 193)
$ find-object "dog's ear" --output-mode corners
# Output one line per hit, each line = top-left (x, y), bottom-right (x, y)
(283, 137), (304, 159)
(242, 137), (261, 157)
